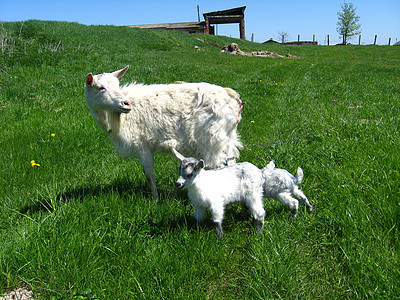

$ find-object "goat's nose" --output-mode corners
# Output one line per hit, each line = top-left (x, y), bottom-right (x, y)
(176, 182), (183, 189)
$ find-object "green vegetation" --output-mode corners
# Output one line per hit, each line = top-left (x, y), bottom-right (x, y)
(1, 20), (399, 299)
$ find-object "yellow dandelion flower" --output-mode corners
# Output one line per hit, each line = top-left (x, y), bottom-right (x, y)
(51, 133), (55, 137)
(30, 160), (40, 167)
(251, 120), (255, 123)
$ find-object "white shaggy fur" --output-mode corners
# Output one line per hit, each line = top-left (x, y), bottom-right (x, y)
(173, 150), (313, 236)
(85, 66), (242, 199)
(173, 149), (265, 236)
(262, 161), (313, 218)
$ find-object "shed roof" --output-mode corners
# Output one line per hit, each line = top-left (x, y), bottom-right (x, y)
(203, 6), (246, 24)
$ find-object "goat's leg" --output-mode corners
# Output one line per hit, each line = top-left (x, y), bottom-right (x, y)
(213, 221), (223, 237)
(221, 144), (237, 166)
(210, 204), (224, 237)
(275, 192), (299, 218)
(138, 150), (159, 200)
(246, 195), (265, 233)
(194, 206), (206, 223)
(293, 187), (313, 212)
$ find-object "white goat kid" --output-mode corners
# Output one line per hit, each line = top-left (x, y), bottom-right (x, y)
(262, 161), (313, 218)
(85, 66), (243, 199)
(173, 149), (265, 236)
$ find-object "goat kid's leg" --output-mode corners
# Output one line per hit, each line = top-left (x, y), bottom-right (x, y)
(247, 196), (265, 234)
(139, 150), (159, 200)
(194, 206), (206, 223)
(293, 187), (313, 212)
(210, 204), (224, 237)
(275, 192), (299, 219)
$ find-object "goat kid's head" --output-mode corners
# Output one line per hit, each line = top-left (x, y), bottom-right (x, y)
(173, 148), (204, 190)
(85, 66), (132, 114)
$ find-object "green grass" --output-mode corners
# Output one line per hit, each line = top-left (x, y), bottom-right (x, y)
(1, 20), (399, 299)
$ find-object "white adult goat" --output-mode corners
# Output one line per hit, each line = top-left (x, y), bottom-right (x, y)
(85, 66), (243, 199)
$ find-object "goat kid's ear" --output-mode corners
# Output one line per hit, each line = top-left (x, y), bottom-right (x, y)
(112, 65), (129, 79)
(86, 73), (94, 86)
(172, 148), (185, 162)
(195, 160), (205, 171)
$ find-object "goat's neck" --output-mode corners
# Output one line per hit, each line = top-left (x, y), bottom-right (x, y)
(108, 112), (122, 135)
(188, 169), (206, 190)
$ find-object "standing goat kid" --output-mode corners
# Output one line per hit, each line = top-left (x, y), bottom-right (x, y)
(173, 149), (265, 236)
(85, 66), (242, 199)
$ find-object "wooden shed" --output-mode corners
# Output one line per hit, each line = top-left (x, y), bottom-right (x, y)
(128, 6), (246, 39)
(203, 6), (246, 40)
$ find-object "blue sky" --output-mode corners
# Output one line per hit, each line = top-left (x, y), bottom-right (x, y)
(1, 0), (399, 45)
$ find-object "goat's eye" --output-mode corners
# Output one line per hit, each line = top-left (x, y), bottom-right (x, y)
(97, 87), (105, 92)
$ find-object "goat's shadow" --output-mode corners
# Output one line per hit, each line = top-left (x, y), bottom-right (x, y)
(19, 179), (171, 215)
(18, 179), (291, 236)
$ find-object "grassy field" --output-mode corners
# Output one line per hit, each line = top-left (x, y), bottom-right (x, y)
(0, 20), (399, 299)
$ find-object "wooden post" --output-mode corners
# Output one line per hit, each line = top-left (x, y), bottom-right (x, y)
(313, 35), (315, 43)
(239, 18), (245, 40)
(204, 17), (209, 34)
(358, 35), (361, 45)
(388, 38), (391, 45)
(251, 33), (254, 42)
(327, 35), (330, 46)
(374, 35), (377, 45)
(197, 5), (200, 22)
(298, 35), (300, 44)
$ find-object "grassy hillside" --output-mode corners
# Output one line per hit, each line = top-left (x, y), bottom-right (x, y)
(1, 20), (399, 299)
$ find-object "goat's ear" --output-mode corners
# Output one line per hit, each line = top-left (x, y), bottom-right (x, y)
(195, 160), (205, 171)
(112, 65), (129, 79)
(86, 73), (94, 86)
(266, 160), (275, 170)
(172, 148), (185, 162)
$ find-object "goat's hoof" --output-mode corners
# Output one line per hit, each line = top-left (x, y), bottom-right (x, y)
(289, 211), (298, 220)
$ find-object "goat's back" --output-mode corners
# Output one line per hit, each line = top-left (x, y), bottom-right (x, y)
(189, 162), (263, 206)
(262, 166), (298, 197)
(119, 82), (242, 167)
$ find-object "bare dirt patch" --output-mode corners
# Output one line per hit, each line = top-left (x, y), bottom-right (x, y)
(0, 288), (33, 300)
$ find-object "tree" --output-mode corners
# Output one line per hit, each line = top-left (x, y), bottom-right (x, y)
(278, 31), (289, 44)
(336, 2), (361, 44)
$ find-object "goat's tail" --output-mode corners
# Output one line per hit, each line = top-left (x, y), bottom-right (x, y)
(296, 167), (304, 184)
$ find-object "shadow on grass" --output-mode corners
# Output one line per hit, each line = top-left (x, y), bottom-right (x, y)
(18, 180), (294, 237)
(18, 178), (177, 216)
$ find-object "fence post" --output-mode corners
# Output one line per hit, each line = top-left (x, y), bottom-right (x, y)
(374, 35), (377, 45)
(313, 35), (315, 43)
(358, 35), (361, 45)
(298, 35), (300, 45)
(327, 35), (330, 46)
(388, 38), (391, 45)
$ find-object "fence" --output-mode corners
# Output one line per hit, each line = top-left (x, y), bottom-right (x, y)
(270, 34), (397, 46)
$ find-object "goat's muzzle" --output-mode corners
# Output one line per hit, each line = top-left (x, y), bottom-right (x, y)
(176, 181), (185, 189)
(118, 100), (132, 113)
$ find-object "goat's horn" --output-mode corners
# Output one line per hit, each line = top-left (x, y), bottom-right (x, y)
(172, 148), (185, 162)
